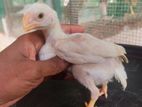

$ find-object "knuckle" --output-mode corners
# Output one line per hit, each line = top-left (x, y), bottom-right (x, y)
(56, 59), (67, 71)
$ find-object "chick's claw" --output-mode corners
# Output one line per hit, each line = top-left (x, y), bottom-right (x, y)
(100, 84), (108, 98)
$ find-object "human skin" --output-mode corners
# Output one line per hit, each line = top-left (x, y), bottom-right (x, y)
(0, 25), (84, 107)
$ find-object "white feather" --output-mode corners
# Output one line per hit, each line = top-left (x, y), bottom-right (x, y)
(114, 58), (127, 90)
(55, 33), (127, 64)
(39, 42), (56, 60)
(72, 58), (127, 88)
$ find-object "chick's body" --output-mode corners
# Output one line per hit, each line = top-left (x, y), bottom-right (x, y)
(21, 3), (128, 107)
(73, 58), (127, 88)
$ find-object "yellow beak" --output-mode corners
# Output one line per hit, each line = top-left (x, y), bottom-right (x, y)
(22, 14), (39, 32)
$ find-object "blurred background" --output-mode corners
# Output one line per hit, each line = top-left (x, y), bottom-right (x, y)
(1, 0), (142, 46)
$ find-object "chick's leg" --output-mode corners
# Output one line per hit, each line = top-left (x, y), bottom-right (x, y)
(72, 68), (100, 107)
(130, 5), (135, 16)
(85, 99), (97, 107)
(100, 83), (108, 98)
(85, 84), (102, 107)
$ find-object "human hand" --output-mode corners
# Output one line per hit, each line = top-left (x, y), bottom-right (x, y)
(0, 25), (84, 107)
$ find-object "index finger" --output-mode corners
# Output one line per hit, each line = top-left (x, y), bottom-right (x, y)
(61, 24), (85, 34)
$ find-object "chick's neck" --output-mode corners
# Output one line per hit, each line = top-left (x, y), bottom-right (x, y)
(43, 18), (67, 41)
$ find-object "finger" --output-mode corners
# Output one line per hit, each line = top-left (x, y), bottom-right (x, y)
(21, 30), (45, 52)
(36, 57), (69, 77)
(27, 44), (36, 60)
(61, 24), (85, 33)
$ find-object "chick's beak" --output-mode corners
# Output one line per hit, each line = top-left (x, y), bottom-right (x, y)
(22, 14), (39, 32)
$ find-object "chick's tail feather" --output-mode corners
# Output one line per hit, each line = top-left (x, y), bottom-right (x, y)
(114, 59), (127, 90)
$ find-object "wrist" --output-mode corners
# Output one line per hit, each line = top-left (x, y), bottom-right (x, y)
(0, 74), (43, 105)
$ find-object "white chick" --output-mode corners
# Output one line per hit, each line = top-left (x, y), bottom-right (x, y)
(21, 3), (128, 107)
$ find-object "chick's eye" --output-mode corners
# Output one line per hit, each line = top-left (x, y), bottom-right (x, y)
(38, 13), (44, 19)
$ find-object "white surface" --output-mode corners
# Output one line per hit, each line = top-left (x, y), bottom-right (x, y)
(0, 33), (16, 52)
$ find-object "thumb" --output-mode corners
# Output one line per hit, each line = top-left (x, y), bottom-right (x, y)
(35, 57), (69, 77)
